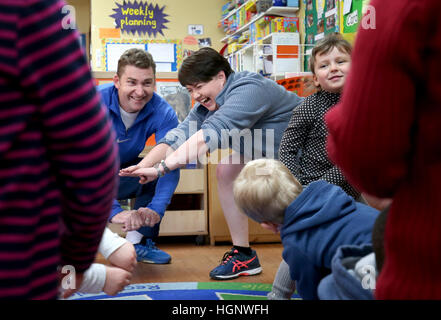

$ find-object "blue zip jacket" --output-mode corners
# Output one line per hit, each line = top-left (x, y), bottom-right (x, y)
(98, 83), (180, 220)
(280, 180), (378, 300)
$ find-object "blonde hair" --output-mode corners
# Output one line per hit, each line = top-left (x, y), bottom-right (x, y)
(233, 159), (303, 224)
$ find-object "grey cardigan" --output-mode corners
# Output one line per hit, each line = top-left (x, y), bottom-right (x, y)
(158, 71), (303, 160)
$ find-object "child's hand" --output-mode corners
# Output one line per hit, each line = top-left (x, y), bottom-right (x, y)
(260, 222), (281, 234)
(58, 273), (84, 299)
(119, 165), (141, 177)
(102, 266), (132, 296)
(362, 193), (393, 211)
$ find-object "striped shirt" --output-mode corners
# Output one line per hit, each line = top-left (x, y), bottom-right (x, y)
(0, 0), (119, 299)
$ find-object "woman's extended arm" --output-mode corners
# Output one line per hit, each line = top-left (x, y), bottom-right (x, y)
(120, 129), (209, 183)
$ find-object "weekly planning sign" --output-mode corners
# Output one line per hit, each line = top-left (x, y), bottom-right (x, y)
(110, 1), (169, 37)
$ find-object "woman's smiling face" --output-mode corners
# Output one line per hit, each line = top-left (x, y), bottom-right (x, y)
(185, 71), (226, 111)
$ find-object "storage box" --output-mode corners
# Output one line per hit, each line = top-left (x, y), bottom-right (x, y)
(271, 17), (284, 33)
(287, 0), (299, 7)
(277, 74), (317, 97)
(256, 15), (277, 37)
(270, 17), (299, 33)
(283, 16), (299, 32)
(256, 0), (272, 13)
(272, 0), (287, 6)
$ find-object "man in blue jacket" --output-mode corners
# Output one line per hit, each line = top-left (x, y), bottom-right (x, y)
(98, 48), (180, 264)
(233, 159), (379, 299)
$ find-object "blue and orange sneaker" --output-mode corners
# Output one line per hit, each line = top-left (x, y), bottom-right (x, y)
(209, 248), (262, 280)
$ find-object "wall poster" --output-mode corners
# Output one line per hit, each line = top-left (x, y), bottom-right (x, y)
(102, 38), (182, 72)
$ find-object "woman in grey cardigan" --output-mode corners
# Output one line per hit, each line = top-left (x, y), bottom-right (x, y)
(120, 47), (302, 279)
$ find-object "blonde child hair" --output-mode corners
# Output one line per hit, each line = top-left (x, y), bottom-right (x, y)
(233, 159), (303, 224)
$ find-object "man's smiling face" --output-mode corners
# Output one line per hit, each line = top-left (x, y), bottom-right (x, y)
(114, 65), (155, 113)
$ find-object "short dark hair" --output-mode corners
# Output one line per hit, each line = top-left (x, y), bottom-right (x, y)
(117, 48), (156, 77)
(309, 33), (352, 74)
(178, 47), (234, 87)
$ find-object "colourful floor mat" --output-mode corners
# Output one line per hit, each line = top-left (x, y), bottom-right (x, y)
(68, 282), (301, 300)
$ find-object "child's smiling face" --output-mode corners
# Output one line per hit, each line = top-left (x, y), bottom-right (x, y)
(313, 47), (351, 93)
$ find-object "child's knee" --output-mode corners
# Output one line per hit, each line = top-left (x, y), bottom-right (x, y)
(120, 243), (137, 271)
(108, 242), (137, 272)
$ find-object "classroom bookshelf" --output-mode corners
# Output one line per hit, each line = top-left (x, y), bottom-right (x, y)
(219, 0), (301, 80)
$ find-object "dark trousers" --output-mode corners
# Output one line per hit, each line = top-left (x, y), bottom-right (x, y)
(117, 175), (160, 239)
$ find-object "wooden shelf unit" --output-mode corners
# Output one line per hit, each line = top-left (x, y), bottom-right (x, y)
(159, 166), (208, 237)
(108, 148), (208, 239)
(138, 146), (208, 237)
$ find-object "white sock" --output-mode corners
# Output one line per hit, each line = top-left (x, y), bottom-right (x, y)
(78, 263), (106, 293)
(125, 230), (143, 245)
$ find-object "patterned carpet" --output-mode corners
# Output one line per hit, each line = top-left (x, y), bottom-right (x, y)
(68, 282), (301, 300)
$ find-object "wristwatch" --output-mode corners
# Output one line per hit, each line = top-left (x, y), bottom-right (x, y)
(156, 166), (164, 178)
(160, 160), (171, 174)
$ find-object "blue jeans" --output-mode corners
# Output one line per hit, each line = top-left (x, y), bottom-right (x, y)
(117, 176), (160, 239)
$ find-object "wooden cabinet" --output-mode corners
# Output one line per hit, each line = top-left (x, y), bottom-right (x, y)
(108, 149), (208, 240)
(159, 167), (208, 236)
(135, 147), (208, 237)
(207, 158), (280, 245)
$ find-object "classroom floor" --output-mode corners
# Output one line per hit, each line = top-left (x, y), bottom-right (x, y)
(95, 236), (283, 285)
